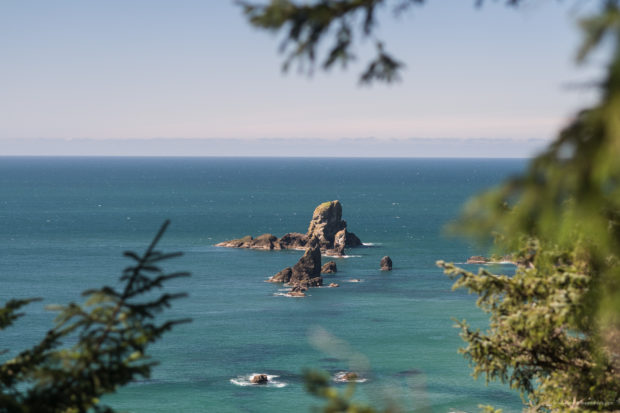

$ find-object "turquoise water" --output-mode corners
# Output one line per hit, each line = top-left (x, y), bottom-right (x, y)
(1, 157), (525, 412)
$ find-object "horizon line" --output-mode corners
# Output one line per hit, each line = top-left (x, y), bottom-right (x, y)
(0, 154), (534, 159)
(1, 137), (549, 158)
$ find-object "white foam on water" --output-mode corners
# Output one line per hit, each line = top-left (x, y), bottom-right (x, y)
(321, 253), (362, 259)
(321, 254), (343, 259)
(333, 371), (368, 383)
(230, 374), (287, 388)
(272, 292), (307, 298)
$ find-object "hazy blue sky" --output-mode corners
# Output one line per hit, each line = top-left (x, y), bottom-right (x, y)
(0, 1), (604, 156)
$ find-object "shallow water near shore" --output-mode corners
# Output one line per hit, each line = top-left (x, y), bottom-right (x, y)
(1, 157), (525, 412)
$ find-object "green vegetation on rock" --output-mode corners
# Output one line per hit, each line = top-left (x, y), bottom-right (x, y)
(314, 201), (338, 215)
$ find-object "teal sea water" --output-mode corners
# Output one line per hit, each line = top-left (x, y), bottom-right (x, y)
(1, 157), (526, 412)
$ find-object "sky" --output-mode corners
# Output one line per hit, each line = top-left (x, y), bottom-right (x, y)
(0, 0), (605, 157)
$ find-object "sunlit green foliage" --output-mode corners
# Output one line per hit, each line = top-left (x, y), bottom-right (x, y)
(439, 0), (620, 409)
(304, 370), (381, 413)
(0, 221), (189, 413)
(243, 0), (620, 411)
(239, 0), (413, 83)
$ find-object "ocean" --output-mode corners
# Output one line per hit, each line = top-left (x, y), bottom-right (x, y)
(1, 157), (526, 412)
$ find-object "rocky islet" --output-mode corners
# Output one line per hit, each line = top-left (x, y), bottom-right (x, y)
(217, 200), (396, 296)
(216, 200), (362, 256)
(380, 256), (393, 271)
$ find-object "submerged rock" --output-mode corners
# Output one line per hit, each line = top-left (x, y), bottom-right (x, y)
(380, 256), (393, 271)
(321, 261), (338, 274)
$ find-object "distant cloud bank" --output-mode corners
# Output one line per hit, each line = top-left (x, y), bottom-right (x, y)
(1, 137), (549, 158)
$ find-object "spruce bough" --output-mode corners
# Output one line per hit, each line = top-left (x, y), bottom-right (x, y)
(0, 220), (190, 413)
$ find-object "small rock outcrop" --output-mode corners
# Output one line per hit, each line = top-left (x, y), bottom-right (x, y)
(334, 371), (361, 382)
(251, 374), (269, 384)
(216, 200), (362, 256)
(279, 232), (309, 249)
(343, 372), (358, 381)
(380, 256), (393, 271)
(269, 238), (323, 291)
(288, 288), (306, 297)
(321, 261), (337, 274)
(216, 233), (282, 250)
(270, 267), (293, 283)
(466, 255), (488, 264)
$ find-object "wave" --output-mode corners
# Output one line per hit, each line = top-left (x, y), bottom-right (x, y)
(333, 371), (368, 383)
(362, 242), (381, 247)
(273, 292), (307, 298)
(321, 253), (362, 259)
(230, 374), (287, 388)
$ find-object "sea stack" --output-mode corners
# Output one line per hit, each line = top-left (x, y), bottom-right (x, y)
(216, 200), (362, 256)
(307, 201), (362, 255)
(268, 237), (323, 292)
(288, 238), (322, 288)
